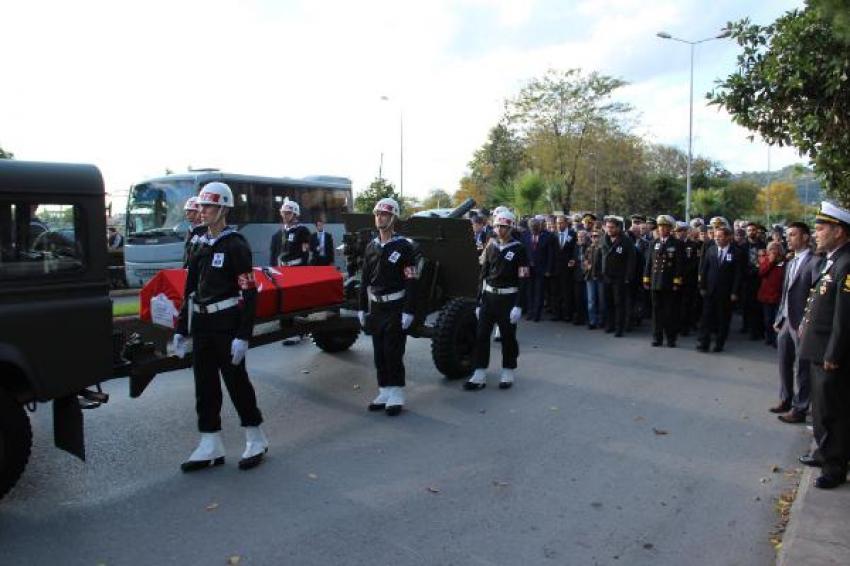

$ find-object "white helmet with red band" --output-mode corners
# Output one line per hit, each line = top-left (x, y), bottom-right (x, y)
(183, 196), (200, 211)
(373, 197), (400, 216)
(494, 210), (516, 228)
(280, 198), (300, 216)
(197, 182), (234, 208)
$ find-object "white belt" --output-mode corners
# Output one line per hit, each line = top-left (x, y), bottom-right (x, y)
(192, 297), (239, 314)
(368, 290), (406, 303)
(483, 283), (519, 295)
(280, 258), (303, 266)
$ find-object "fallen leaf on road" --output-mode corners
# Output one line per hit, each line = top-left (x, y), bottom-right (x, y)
(308, 473), (318, 480)
(206, 502), (219, 511)
(549, 406), (559, 411)
(642, 543), (654, 550)
(479, 409), (486, 414)
(634, 416), (645, 422)
(652, 428), (669, 435)
(760, 477), (771, 484)
(352, 384), (360, 390)
(426, 486), (441, 494)
(228, 556), (241, 565)
(492, 480), (510, 487)
(301, 369), (310, 374)
(771, 465), (782, 473)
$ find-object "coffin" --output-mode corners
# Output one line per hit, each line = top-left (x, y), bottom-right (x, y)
(139, 266), (344, 327)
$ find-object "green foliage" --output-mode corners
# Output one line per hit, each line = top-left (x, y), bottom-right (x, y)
(421, 188), (452, 210)
(722, 179), (760, 220)
(488, 181), (517, 210)
(514, 171), (546, 215)
(467, 122), (526, 190)
(645, 175), (684, 218)
(691, 188), (725, 219)
(709, 4), (850, 205)
(354, 177), (400, 214)
(0, 145), (13, 159)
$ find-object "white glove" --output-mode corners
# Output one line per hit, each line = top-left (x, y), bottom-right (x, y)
(475, 307), (480, 319)
(358, 310), (366, 328)
(172, 334), (187, 359)
(509, 307), (522, 325)
(401, 313), (414, 331)
(230, 338), (249, 365)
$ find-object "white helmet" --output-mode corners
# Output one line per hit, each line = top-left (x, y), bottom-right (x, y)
(494, 210), (516, 228)
(280, 198), (300, 216)
(183, 196), (200, 211)
(492, 205), (510, 217)
(373, 197), (400, 216)
(197, 182), (234, 208)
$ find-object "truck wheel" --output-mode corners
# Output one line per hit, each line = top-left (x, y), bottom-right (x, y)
(432, 297), (478, 379)
(311, 329), (360, 353)
(0, 389), (32, 501)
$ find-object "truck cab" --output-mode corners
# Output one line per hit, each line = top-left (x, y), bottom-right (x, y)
(0, 160), (113, 500)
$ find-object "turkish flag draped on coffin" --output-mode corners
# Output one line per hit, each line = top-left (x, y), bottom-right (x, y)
(140, 266), (344, 323)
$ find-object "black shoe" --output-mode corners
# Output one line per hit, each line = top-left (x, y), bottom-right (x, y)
(814, 474), (846, 489)
(573, 320), (585, 326)
(696, 344), (709, 352)
(181, 456), (225, 473)
(605, 328), (615, 334)
(614, 331), (624, 337)
(778, 411), (806, 424)
(769, 402), (792, 414)
(238, 450), (267, 470)
(498, 382), (513, 390)
(680, 329), (691, 337)
(651, 340), (663, 347)
(799, 454), (823, 468)
(587, 324), (596, 330)
(463, 381), (486, 391)
(712, 345), (724, 353)
(550, 316), (563, 321)
(667, 341), (677, 348)
(385, 404), (403, 416)
(368, 402), (386, 411)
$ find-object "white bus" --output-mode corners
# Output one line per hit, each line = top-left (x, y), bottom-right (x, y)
(124, 170), (352, 287)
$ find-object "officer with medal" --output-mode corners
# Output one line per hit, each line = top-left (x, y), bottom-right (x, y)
(676, 221), (701, 336)
(182, 196), (206, 268)
(269, 198), (311, 267)
(358, 198), (418, 416)
(798, 201), (850, 489)
(465, 209), (530, 391)
(644, 215), (685, 347)
(172, 182), (268, 472)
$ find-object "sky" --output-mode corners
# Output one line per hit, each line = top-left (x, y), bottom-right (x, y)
(1, 0), (806, 209)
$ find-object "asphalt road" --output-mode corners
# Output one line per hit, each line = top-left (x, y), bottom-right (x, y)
(0, 318), (809, 566)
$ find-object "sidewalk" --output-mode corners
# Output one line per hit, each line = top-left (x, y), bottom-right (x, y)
(778, 462), (850, 565)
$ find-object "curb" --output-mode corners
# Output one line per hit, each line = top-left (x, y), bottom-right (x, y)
(777, 466), (813, 566)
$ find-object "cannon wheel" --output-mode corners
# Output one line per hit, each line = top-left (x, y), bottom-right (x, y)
(431, 297), (478, 379)
(311, 328), (361, 353)
(0, 388), (32, 501)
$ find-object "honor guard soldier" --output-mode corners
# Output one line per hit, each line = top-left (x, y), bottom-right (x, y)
(172, 182), (268, 472)
(798, 202), (850, 489)
(182, 196), (206, 268)
(358, 198), (418, 416)
(644, 215), (685, 347)
(465, 209), (529, 390)
(270, 198), (311, 267)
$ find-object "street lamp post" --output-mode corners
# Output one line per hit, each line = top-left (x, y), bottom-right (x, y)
(380, 95), (404, 199)
(656, 29), (731, 222)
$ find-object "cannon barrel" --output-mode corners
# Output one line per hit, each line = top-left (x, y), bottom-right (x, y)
(447, 198), (476, 219)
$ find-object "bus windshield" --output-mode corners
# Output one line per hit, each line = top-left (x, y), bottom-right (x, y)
(126, 180), (196, 236)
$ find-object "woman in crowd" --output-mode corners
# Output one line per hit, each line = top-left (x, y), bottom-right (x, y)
(757, 242), (786, 347)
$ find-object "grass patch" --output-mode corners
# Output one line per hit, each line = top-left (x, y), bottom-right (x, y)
(113, 301), (140, 317)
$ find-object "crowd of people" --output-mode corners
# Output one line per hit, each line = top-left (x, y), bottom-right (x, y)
(469, 202), (850, 490)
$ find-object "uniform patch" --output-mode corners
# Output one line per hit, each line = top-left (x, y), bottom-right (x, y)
(616, 246), (622, 254)
(388, 250), (401, 263)
(404, 266), (417, 279)
(505, 251), (515, 261)
(302, 242), (310, 252)
(238, 271), (256, 290)
(725, 255), (733, 262)
(211, 253), (225, 268)
(518, 266), (530, 278)
(654, 243), (661, 250)
(287, 233), (295, 242)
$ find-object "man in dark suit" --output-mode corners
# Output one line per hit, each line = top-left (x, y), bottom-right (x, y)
(550, 215), (577, 321)
(309, 219), (335, 266)
(697, 225), (744, 352)
(521, 216), (554, 322)
(798, 202), (850, 489)
(644, 215), (685, 347)
(771, 222), (818, 423)
(740, 222), (767, 339)
(602, 215), (636, 337)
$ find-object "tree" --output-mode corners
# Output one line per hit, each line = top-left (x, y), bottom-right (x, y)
(0, 146), (13, 159)
(722, 179), (760, 221)
(421, 188), (452, 210)
(709, 3), (850, 205)
(514, 171), (546, 215)
(467, 121), (526, 192)
(453, 175), (489, 208)
(508, 68), (632, 213)
(354, 177), (400, 214)
(691, 188), (725, 219)
(756, 181), (805, 222)
(645, 174), (684, 218)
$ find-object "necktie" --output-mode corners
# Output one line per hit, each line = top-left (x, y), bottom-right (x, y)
(560, 233), (565, 247)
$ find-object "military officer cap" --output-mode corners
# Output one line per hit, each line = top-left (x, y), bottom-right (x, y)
(603, 215), (624, 226)
(629, 214), (646, 223)
(690, 218), (705, 229)
(645, 217), (658, 228)
(709, 216), (729, 228)
(582, 213), (597, 222)
(675, 221), (689, 231)
(572, 213), (583, 223)
(815, 201), (850, 229)
(656, 215), (675, 227)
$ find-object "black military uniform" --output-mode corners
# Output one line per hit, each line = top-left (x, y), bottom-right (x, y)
(800, 238), (850, 487)
(183, 224), (207, 268)
(473, 239), (530, 372)
(740, 234), (767, 338)
(269, 223), (311, 266)
(644, 230), (685, 346)
(602, 231), (636, 336)
(359, 235), (418, 393)
(176, 227), (263, 434)
(680, 236), (702, 335)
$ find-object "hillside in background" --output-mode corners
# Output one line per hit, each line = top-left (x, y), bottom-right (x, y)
(733, 165), (823, 205)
